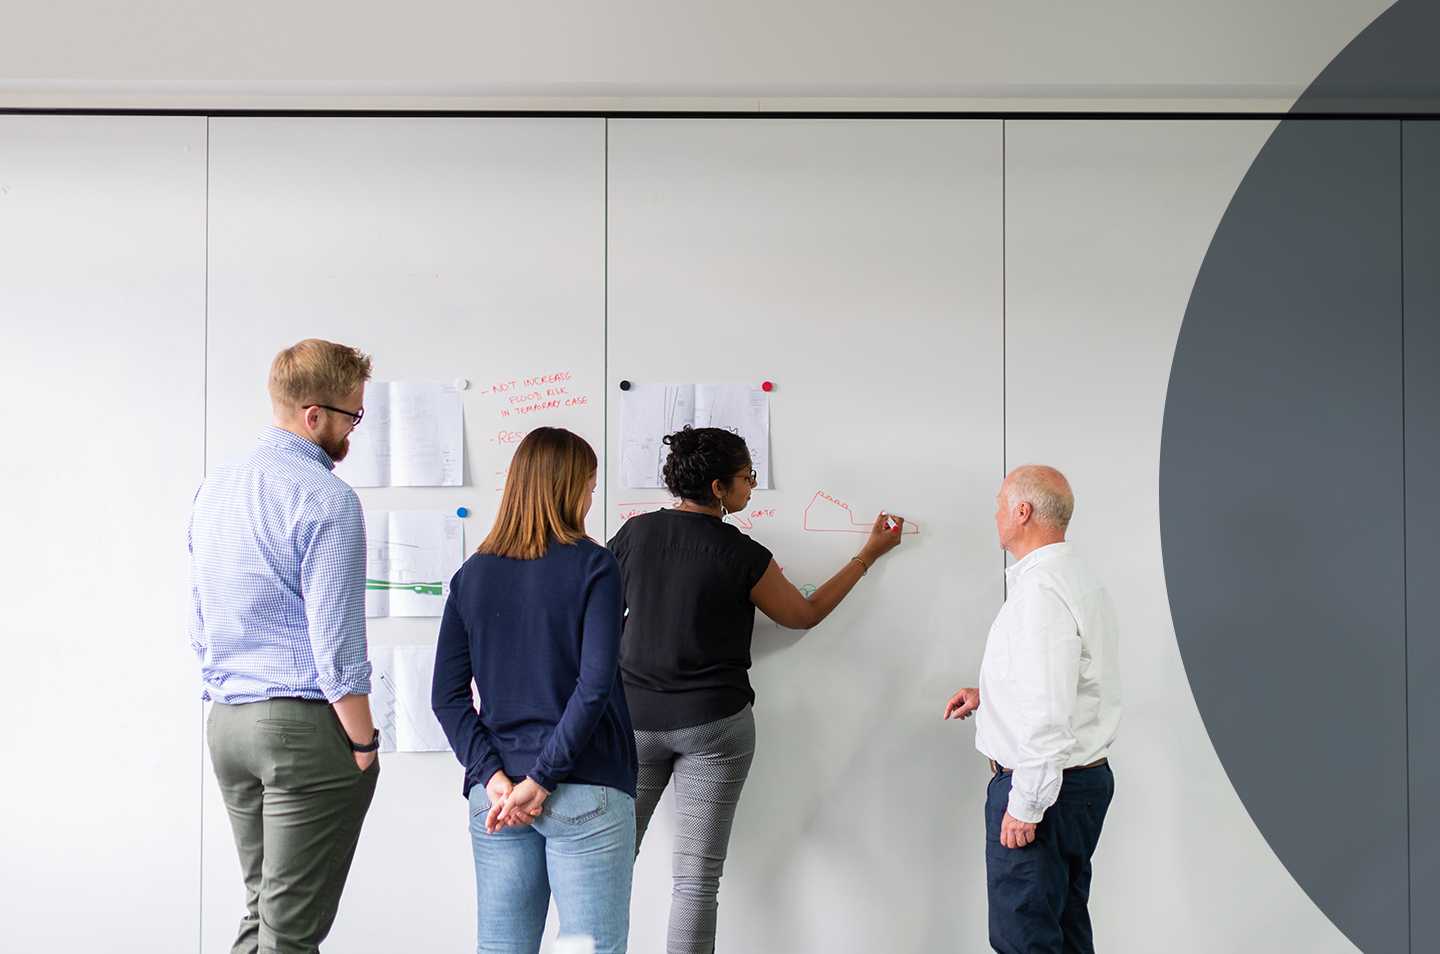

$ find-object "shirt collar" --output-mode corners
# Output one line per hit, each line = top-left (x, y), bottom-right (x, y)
(258, 425), (336, 471)
(1005, 541), (1070, 585)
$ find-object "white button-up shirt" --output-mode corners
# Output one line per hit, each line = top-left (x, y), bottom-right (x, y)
(975, 542), (1121, 823)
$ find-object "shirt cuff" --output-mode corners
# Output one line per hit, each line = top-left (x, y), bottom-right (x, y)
(472, 757), (507, 790)
(528, 765), (559, 793)
(317, 661), (373, 703)
(1006, 789), (1048, 825)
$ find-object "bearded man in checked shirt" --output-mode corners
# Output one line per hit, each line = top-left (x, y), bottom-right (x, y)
(189, 339), (380, 954)
(944, 465), (1122, 954)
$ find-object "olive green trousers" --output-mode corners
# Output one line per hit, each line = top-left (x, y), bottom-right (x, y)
(208, 699), (379, 954)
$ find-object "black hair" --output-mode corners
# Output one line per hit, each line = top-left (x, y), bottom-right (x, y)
(662, 426), (752, 504)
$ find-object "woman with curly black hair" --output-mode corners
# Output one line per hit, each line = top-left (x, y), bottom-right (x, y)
(607, 425), (903, 953)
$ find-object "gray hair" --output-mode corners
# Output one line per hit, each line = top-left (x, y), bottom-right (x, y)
(1004, 464), (1074, 532)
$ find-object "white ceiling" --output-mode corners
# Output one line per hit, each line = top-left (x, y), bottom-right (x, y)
(0, 0), (1395, 110)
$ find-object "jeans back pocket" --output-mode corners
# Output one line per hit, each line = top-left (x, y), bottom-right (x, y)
(469, 786), (494, 818)
(543, 784), (608, 825)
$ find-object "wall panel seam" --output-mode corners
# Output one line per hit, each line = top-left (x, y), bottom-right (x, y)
(1400, 118), (1412, 954)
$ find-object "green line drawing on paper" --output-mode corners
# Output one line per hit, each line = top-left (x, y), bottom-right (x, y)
(366, 579), (444, 596)
(363, 513), (465, 618)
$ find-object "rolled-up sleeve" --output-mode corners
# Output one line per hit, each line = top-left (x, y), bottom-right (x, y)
(1006, 583), (1082, 824)
(300, 490), (371, 701)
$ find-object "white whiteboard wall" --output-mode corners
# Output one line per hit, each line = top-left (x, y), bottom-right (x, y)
(607, 118), (1005, 953)
(3, 113), (1380, 954)
(0, 116), (207, 951)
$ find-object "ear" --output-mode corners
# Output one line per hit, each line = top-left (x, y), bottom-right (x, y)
(1016, 501), (1033, 525)
(302, 405), (322, 431)
(711, 478), (726, 501)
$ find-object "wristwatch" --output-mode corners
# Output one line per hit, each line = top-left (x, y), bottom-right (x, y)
(350, 729), (381, 753)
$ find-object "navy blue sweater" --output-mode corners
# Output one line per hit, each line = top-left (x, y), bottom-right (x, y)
(431, 538), (636, 797)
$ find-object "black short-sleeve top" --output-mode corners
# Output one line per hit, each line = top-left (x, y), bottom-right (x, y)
(607, 508), (775, 731)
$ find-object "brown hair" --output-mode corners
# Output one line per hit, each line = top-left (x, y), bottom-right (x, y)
(268, 338), (373, 411)
(478, 428), (597, 560)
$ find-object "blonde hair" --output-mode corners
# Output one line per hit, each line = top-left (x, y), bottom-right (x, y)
(268, 338), (373, 411)
(478, 428), (597, 560)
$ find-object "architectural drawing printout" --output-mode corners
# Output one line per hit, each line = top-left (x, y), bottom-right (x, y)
(337, 381), (464, 487)
(364, 511), (465, 618)
(370, 645), (451, 753)
(620, 383), (771, 489)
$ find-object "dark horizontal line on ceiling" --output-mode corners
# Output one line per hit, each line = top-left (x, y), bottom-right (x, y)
(2, 108), (1439, 120)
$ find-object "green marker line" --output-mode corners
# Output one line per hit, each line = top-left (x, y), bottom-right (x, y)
(366, 579), (444, 596)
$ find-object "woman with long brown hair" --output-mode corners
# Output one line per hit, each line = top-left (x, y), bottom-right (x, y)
(432, 427), (637, 954)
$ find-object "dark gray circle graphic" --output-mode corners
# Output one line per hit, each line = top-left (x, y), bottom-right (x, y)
(1161, 3), (1438, 953)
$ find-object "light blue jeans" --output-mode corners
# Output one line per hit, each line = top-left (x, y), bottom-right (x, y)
(468, 782), (636, 954)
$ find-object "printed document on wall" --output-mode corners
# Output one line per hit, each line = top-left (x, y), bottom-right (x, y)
(364, 511), (465, 618)
(620, 384), (771, 490)
(337, 381), (464, 487)
(370, 645), (451, 753)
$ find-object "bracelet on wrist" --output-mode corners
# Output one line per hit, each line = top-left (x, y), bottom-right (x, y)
(349, 729), (381, 753)
(851, 555), (871, 574)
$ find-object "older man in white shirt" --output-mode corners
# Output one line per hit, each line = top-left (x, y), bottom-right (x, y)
(944, 464), (1121, 954)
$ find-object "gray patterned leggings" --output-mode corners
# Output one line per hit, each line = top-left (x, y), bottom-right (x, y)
(634, 705), (757, 954)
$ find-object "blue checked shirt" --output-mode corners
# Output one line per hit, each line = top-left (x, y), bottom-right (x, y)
(188, 426), (371, 703)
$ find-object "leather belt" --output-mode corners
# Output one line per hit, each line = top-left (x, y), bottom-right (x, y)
(989, 757), (1108, 776)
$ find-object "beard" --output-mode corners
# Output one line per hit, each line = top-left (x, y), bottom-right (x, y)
(322, 433), (350, 463)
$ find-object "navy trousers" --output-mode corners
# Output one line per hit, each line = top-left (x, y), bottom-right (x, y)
(985, 763), (1115, 954)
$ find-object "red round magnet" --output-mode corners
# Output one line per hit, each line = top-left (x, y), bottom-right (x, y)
(761, 381), (774, 392)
